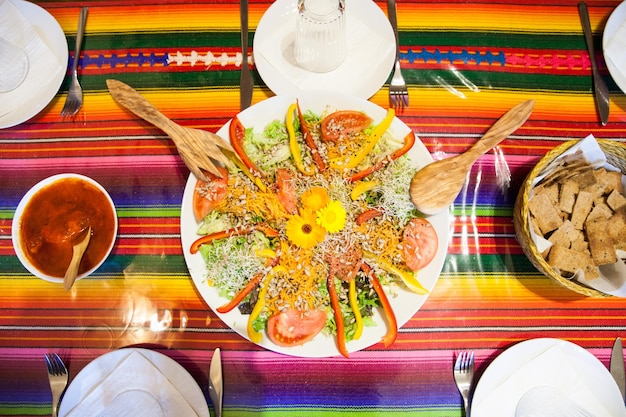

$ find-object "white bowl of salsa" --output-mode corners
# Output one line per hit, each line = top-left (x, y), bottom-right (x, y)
(11, 173), (117, 284)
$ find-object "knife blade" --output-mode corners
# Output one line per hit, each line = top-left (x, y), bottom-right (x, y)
(578, 1), (610, 126)
(240, 0), (253, 110)
(611, 337), (625, 401)
(208, 348), (223, 417)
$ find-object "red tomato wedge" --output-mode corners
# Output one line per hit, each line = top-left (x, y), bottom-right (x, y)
(320, 110), (373, 143)
(192, 166), (229, 222)
(275, 168), (298, 215)
(402, 218), (438, 271)
(266, 308), (327, 347)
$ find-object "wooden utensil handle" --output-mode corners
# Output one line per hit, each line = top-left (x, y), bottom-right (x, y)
(467, 99), (535, 160)
(106, 79), (176, 134)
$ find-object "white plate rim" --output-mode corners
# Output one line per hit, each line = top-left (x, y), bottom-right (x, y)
(252, 0), (396, 99)
(180, 91), (450, 357)
(603, 0), (626, 95)
(0, 0), (68, 129)
(58, 348), (210, 417)
(471, 338), (626, 417)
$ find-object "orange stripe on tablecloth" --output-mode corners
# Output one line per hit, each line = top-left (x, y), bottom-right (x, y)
(7, 90), (626, 136)
(66, 91), (626, 125)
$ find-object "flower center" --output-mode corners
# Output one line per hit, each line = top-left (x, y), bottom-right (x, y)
(302, 224), (313, 234)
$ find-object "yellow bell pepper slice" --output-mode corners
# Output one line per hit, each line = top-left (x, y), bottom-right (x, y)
(286, 103), (315, 176)
(350, 180), (377, 201)
(348, 278), (363, 340)
(247, 280), (268, 344)
(363, 250), (429, 294)
(345, 108), (395, 170)
(246, 265), (286, 343)
(222, 148), (267, 193)
(254, 248), (277, 259)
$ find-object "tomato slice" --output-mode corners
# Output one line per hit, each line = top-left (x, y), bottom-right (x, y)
(402, 218), (439, 271)
(267, 308), (327, 347)
(320, 110), (373, 143)
(192, 166), (228, 222)
(275, 168), (298, 215)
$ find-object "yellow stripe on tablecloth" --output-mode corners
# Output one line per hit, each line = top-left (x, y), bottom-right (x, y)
(393, 4), (612, 34)
(50, 4), (269, 33)
(47, 3), (613, 35)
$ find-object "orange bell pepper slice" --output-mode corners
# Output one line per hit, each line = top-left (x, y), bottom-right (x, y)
(361, 262), (398, 348)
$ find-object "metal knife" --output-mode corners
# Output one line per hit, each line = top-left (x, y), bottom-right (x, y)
(578, 2), (610, 126)
(208, 348), (223, 417)
(611, 337), (625, 401)
(240, 0), (253, 110)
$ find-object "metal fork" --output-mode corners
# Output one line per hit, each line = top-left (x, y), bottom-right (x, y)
(61, 7), (88, 117)
(239, 0), (253, 110)
(453, 351), (474, 417)
(44, 353), (69, 417)
(387, 0), (409, 109)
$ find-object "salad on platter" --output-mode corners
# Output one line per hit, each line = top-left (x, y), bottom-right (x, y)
(180, 93), (449, 358)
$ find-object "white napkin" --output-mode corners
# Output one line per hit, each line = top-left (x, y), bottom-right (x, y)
(0, 0), (64, 119)
(472, 344), (612, 417)
(64, 350), (199, 417)
(255, 3), (394, 93)
(605, 18), (626, 82)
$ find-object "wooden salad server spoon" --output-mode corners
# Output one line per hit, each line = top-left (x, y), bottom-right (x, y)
(63, 226), (91, 291)
(106, 79), (235, 181)
(409, 99), (535, 215)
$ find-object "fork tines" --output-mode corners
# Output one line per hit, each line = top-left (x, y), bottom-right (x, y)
(45, 353), (67, 375)
(390, 91), (409, 109)
(389, 59), (409, 110)
(454, 350), (474, 372)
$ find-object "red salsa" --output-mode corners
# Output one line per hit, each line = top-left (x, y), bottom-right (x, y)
(19, 177), (116, 278)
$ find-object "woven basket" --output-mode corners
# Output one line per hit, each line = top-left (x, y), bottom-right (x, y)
(513, 139), (626, 297)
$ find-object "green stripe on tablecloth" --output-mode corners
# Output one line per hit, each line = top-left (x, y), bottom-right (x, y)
(404, 70), (596, 91)
(70, 68), (598, 93)
(74, 31), (585, 51)
(0, 255), (188, 275)
(400, 31), (584, 49)
(116, 207), (181, 218)
(77, 31), (245, 49)
(0, 404), (48, 416)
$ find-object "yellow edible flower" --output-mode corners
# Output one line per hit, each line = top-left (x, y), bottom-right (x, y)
(286, 209), (326, 249)
(301, 187), (330, 211)
(316, 200), (347, 233)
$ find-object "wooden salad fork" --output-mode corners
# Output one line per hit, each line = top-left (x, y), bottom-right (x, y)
(106, 79), (235, 181)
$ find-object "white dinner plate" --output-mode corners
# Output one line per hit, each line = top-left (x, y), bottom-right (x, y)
(58, 348), (210, 417)
(472, 338), (626, 417)
(253, 0), (396, 99)
(603, 0), (626, 94)
(180, 91), (450, 357)
(0, 0), (68, 129)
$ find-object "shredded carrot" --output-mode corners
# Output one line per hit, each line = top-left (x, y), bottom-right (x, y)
(264, 247), (326, 316)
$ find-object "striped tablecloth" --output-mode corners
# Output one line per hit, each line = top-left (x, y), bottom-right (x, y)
(1, 0), (626, 415)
